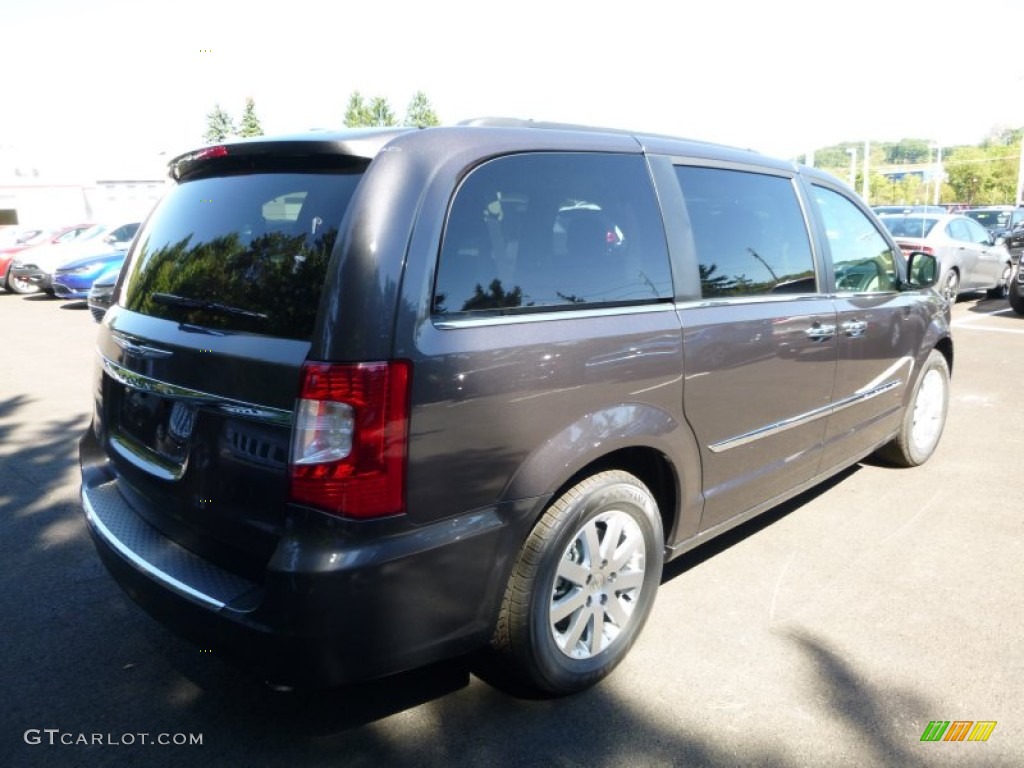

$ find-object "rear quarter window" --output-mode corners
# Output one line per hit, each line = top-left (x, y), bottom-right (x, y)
(433, 152), (673, 317)
(121, 170), (363, 340)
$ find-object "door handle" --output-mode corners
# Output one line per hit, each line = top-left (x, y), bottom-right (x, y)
(842, 320), (868, 337)
(804, 323), (836, 341)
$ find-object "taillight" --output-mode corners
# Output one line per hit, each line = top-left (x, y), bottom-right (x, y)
(899, 243), (933, 256)
(289, 361), (411, 519)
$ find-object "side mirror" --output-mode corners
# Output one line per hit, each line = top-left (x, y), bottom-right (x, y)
(905, 252), (937, 289)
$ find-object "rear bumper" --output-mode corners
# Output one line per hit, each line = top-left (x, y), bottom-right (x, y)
(80, 431), (534, 688)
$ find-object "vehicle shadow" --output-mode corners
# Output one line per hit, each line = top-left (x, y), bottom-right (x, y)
(130, 622), (941, 768)
(661, 465), (859, 584)
(965, 294), (1012, 314)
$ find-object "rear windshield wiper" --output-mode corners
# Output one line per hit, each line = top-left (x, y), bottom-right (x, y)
(151, 292), (270, 321)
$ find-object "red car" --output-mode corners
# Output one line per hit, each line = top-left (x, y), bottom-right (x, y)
(1, 223), (94, 292)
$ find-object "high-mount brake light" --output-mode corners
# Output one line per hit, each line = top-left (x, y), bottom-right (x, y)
(171, 145), (229, 179)
(289, 361), (411, 519)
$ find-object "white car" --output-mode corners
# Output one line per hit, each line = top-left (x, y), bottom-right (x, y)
(7, 221), (139, 294)
(878, 213), (1012, 301)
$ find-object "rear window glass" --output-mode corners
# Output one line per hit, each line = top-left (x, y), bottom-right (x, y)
(121, 170), (363, 340)
(878, 216), (940, 238)
(433, 152), (672, 317)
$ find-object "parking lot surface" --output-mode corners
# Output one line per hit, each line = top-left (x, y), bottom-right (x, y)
(1, 291), (1021, 767)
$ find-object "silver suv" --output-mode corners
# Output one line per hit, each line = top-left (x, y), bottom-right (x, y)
(80, 120), (952, 695)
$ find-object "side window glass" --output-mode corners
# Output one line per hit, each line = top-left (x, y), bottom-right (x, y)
(964, 218), (991, 244)
(947, 219), (971, 243)
(674, 166), (816, 298)
(813, 185), (898, 293)
(433, 153), (673, 316)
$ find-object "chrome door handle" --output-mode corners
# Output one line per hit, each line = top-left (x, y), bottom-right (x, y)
(805, 323), (836, 341)
(842, 320), (868, 337)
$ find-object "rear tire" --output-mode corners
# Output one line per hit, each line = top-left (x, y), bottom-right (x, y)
(987, 264), (1011, 299)
(491, 470), (664, 695)
(876, 349), (949, 467)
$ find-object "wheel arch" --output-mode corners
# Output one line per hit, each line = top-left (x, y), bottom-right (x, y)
(501, 401), (701, 553)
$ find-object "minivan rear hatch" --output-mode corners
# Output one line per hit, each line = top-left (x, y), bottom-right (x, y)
(89, 141), (373, 578)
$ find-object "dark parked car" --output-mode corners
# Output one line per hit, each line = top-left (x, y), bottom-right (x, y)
(1010, 260), (1024, 314)
(963, 206), (1024, 262)
(80, 122), (952, 696)
(86, 263), (122, 322)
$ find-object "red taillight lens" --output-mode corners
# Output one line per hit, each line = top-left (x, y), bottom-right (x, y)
(289, 361), (411, 519)
(898, 242), (933, 256)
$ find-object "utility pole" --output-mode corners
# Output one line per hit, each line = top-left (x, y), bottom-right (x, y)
(1016, 136), (1024, 205)
(862, 140), (870, 201)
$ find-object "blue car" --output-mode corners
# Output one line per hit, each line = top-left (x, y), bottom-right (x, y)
(52, 250), (126, 300)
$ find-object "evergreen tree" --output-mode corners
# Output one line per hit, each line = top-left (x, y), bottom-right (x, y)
(344, 91), (373, 127)
(238, 97), (264, 137)
(404, 91), (440, 128)
(368, 96), (397, 127)
(203, 103), (236, 144)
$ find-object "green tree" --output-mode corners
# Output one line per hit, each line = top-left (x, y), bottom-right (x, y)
(203, 103), (236, 144)
(344, 91), (373, 127)
(368, 96), (397, 127)
(238, 97), (264, 137)
(404, 90), (440, 128)
(944, 146), (1017, 205)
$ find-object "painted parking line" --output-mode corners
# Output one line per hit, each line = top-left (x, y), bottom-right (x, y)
(951, 324), (1024, 334)
(951, 306), (1017, 325)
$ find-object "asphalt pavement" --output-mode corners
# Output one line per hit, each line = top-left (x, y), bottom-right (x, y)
(1, 290), (1021, 768)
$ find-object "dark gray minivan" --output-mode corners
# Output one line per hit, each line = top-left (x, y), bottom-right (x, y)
(80, 120), (952, 695)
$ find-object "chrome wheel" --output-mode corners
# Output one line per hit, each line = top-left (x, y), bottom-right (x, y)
(988, 265), (1012, 299)
(491, 470), (663, 694)
(875, 349), (949, 467)
(7, 273), (40, 295)
(909, 368), (946, 457)
(550, 510), (646, 660)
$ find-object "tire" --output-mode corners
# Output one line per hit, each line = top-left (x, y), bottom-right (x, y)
(491, 470), (664, 695)
(6, 272), (40, 295)
(876, 349), (949, 467)
(1010, 286), (1024, 315)
(938, 269), (959, 302)
(987, 264), (1012, 299)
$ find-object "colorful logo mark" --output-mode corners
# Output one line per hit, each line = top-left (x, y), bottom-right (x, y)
(920, 720), (997, 742)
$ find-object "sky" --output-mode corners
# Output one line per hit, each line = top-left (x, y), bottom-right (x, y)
(4, 0), (1024, 178)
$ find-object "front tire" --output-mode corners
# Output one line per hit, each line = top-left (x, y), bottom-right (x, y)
(1010, 284), (1024, 315)
(876, 349), (949, 467)
(491, 470), (664, 695)
(938, 269), (959, 302)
